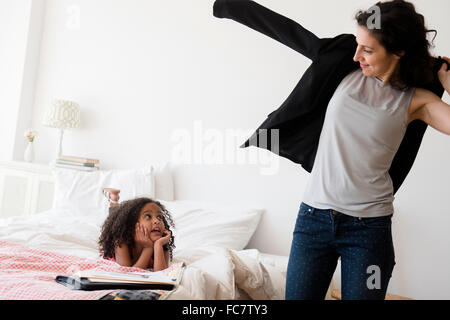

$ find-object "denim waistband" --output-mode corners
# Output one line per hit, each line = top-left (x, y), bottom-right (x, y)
(300, 202), (393, 220)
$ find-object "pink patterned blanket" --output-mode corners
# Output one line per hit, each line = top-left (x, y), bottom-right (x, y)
(0, 240), (161, 300)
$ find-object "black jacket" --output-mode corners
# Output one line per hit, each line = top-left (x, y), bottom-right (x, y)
(213, 0), (448, 195)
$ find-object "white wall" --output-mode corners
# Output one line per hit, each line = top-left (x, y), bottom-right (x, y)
(4, 0), (450, 299)
(0, 0), (31, 160)
(0, 0), (45, 161)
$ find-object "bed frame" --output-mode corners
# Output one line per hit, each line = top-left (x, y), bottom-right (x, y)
(0, 161), (54, 218)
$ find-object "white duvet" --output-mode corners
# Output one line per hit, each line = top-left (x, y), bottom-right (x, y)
(0, 208), (287, 300)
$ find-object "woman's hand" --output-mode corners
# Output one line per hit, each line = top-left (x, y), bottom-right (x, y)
(438, 56), (450, 93)
(134, 223), (154, 249)
(154, 229), (171, 247)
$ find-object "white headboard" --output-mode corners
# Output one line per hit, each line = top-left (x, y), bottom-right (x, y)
(0, 161), (54, 218)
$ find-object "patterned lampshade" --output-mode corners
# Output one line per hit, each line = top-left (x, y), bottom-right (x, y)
(43, 99), (81, 129)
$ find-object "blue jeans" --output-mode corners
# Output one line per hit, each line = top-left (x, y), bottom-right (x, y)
(286, 202), (395, 300)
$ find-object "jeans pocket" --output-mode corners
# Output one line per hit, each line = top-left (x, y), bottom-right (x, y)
(298, 202), (313, 217)
(359, 215), (392, 229)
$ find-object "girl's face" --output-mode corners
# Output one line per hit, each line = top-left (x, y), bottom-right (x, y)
(138, 202), (166, 242)
(353, 26), (404, 82)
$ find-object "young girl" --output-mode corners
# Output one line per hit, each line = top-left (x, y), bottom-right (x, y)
(98, 188), (175, 271)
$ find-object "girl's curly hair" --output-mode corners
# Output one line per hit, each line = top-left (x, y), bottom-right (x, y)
(355, 0), (438, 91)
(98, 197), (176, 261)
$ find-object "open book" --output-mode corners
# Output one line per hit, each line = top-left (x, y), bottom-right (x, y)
(56, 262), (184, 291)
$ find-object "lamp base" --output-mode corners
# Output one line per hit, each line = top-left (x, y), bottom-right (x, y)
(56, 128), (64, 158)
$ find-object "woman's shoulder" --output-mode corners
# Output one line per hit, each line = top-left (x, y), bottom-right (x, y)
(412, 87), (441, 104)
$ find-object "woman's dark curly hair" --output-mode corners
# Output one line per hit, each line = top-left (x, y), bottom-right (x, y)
(355, 0), (438, 91)
(98, 197), (176, 261)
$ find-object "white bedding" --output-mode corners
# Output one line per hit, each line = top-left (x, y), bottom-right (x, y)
(0, 206), (287, 300)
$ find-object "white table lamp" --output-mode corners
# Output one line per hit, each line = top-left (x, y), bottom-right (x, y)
(43, 99), (80, 157)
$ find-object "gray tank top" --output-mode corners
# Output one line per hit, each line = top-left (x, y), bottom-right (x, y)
(302, 68), (415, 218)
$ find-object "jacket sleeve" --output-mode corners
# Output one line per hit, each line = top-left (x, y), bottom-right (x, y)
(213, 0), (322, 61)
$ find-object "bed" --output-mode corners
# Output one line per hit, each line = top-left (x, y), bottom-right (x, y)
(0, 162), (288, 300)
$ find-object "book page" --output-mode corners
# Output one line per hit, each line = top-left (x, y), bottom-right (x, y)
(76, 262), (184, 284)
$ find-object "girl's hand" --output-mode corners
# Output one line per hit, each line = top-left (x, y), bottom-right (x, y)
(154, 229), (171, 247)
(134, 223), (154, 248)
(438, 56), (450, 93)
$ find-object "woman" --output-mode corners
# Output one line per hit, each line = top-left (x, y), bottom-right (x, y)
(214, 0), (449, 300)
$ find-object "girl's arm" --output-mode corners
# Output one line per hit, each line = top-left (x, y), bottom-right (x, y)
(152, 244), (168, 271)
(114, 244), (154, 269)
(213, 0), (322, 61)
(153, 230), (171, 271)
(114, 223), (154, 269)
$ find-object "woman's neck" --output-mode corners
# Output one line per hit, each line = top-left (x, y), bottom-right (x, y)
(377, 63), (402, 83)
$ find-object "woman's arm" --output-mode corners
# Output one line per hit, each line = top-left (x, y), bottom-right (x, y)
(213, 0), (322, 61)
(413, 58), (450, 135)
(438, 57), (450, 93)
(414, 90), (450, 135)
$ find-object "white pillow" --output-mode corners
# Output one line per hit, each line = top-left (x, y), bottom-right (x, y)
(153, 162), (174, 201)
(108, 166), (155, 201)
(52, 166), (155, 216)
(160, 200), (264, 251)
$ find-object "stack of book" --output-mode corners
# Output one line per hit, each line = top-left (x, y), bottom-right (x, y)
(54, 155), (100, 171)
